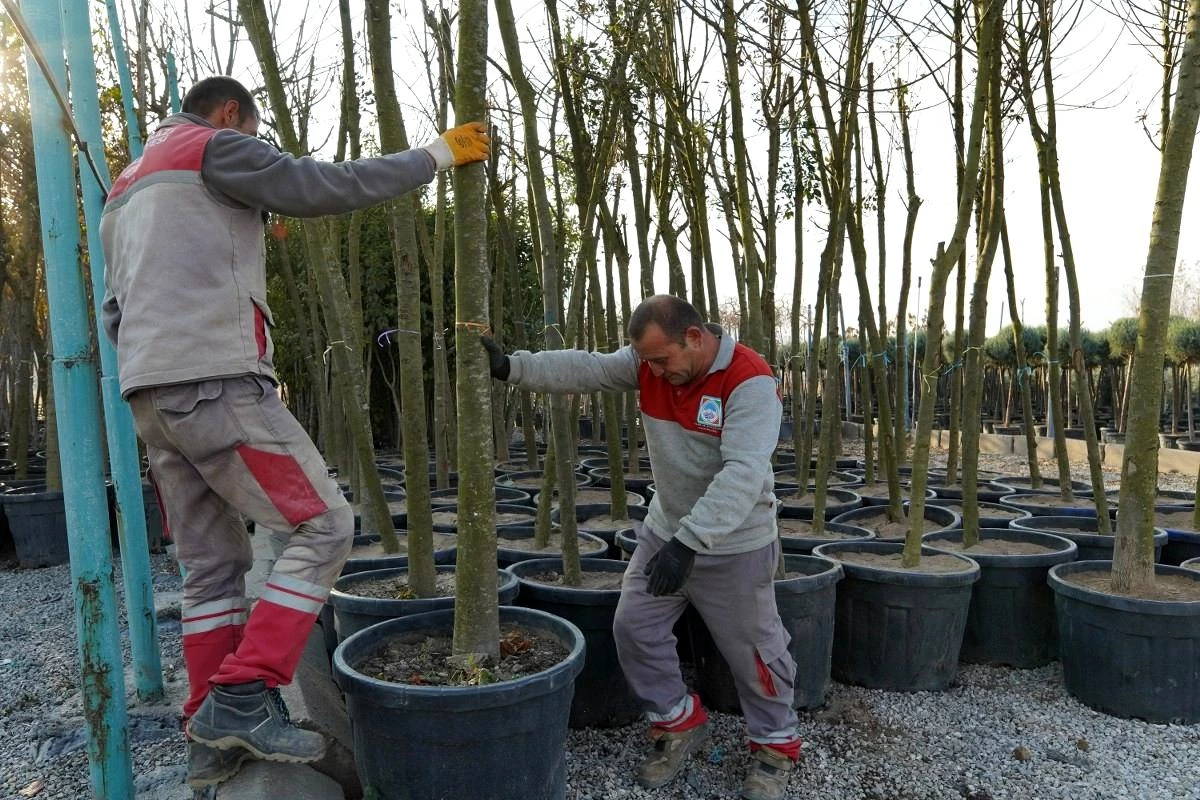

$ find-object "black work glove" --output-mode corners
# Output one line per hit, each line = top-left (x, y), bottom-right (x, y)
(480, 335), (511, 381)
(644, 537), (697, 596)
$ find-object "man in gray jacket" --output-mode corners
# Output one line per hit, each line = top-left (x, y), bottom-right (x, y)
(100, 76), (488, 788)
(482, 295), (800, 800)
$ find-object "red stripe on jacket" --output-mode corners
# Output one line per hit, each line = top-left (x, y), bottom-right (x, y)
(108, 124), (218, 203)
(638, 342), (775, 437)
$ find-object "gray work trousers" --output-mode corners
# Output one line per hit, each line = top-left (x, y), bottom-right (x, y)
(613, 524), (800, 745)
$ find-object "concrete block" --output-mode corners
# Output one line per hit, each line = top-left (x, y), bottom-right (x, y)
(217, 761), (343, 800)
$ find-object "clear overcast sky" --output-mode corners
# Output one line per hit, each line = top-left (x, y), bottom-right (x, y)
(145, 0), (1193, 336)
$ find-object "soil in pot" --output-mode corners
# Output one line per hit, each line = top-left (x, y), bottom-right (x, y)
(518, 568), (624, 591)
(1155, 509), (1198, 531)
(347, 570), (457, 600)
(537, 487), (644, 508)
(999, 493), (1112, 517)
(345, 531), (458, 563)
(1059, 570), (1200, 602)
(357, 622), (569, 685)
(831, 508), (949, 540)
(928, 499), (1029, 527)
(777, 518), (871, 540)
(834, 550), (975, 574)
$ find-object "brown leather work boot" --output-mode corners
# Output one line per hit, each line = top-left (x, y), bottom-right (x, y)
(740, 746), (795, 800)
(635, 721), (710, 790)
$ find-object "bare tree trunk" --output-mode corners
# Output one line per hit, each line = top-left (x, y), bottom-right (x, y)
(363, 0), (436, 586)
(449, 0), (500, 659)
(238, 0), (397, 552)
(1115, 0), (1200, 593)
(906, 0), (997, 567)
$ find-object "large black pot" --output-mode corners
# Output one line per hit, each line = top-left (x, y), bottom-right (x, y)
(776, 519), (874, 555)
(329, 565), (519, 643)
(831, 503), (959, 542)
(1161, 529), (1200, 566)
(506, 558), (639, 728)
(431, 485), (532, 508)
(2, 486), (68, 568)
(812, 540), (980, 691)
(928, 498), (1032, 529)
(317, 532), (458, 660)
(1009, 516), (1168, 562)
(1049, 560), (1200, 724)
(495, 524), (609, 568)
(991, 476), (1092, 496)
(689, 554), (843, 712)
(927, 479), (1014, 504)
(432, 503), (537, 533)
(550, 504), (647, 560)
(333, 606), (585, 800)
(775, 488), (863, 521)
(997, 493), (1115, 519)
(922, 528), (1077, 667)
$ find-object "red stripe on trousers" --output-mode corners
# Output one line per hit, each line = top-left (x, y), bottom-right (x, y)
(209, 598), (318, 688)
(254, 305), (267, 359)
(751, 739), (802, 761)
(755, 653), (779, 697)
(182, 623), (245, 718)
(235, 444), (328, 527)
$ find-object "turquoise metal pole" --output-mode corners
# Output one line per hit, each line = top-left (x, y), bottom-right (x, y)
(104, 0), (142, 159)
(61, 0), (164, 704)
(167, 52), (181, 113)
(21, 2), (134, 798)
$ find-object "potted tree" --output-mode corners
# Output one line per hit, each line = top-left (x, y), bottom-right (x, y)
(1048, 17), (1200, 723)
(331, 6), (585, 798)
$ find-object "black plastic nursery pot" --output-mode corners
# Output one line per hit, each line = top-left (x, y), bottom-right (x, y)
(332, 606), (586, 800)
(928, 498), (1031, 529)
(431, 485), (532, 508)
(776, 519), (874, 556)
(922, 528), (1077, 668)
(927, 480), (1014, 504)
(432, 503), (537, 533)
(330, 565), (520, 644)
(831, 503), (960, 542)
(1049, 560), (1200, 724)
(550, 503), (647, 560)
(1161, 529), (1200, 566)
(318, 533), (458, 660)
(506, 558), (640, 728)
(812, 540), (980, 691)
(495, 524), (609, 568)
(1009, 516), (1168, 562)
(2, 486), (69, 568)
(991, 476), (1092, 496)
(997, 493), (1115, 519)
(775, 487), (863, 521)
(689, 553), (843, 712)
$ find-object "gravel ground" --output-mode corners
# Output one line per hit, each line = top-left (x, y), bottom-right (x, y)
(1, 446), (1198, 800)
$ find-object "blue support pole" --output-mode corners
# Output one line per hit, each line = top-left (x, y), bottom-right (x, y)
(167, 52), (181, 113)
(104, 0), (142, 159)
(21, 2), (134, 798)
(61, 0), (164, 704)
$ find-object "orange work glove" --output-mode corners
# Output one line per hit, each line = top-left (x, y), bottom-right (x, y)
(422, 122), (490, 170)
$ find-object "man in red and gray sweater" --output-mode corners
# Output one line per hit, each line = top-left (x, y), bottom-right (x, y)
(100, 76), (488, 788)
(483, 294), (799, 800)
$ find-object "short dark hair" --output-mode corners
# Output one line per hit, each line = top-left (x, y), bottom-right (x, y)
(182, 76), (259, 123)
(628, 294), (704, 344)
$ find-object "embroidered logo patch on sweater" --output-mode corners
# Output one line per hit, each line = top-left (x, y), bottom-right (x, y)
(697, 395), (724, 429)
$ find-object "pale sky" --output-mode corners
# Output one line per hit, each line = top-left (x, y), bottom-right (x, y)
(121, 0), (1194, 336)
